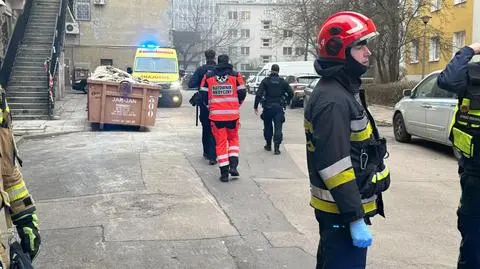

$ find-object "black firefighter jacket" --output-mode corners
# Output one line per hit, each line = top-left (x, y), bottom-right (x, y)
(304, 61), (391, 224)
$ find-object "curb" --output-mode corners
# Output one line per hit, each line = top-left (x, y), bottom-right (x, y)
(15, 130), (85, 146)
(376, 120), (393, 127)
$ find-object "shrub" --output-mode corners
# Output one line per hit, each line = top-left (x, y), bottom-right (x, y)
(363, 80), (419, 107)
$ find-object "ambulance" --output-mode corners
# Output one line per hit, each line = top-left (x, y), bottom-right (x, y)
(132, 44), (183, 107)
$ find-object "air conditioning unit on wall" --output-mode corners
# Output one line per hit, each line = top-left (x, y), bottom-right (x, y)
(94, 0), (106, 5)
(65, 22), (80, 35)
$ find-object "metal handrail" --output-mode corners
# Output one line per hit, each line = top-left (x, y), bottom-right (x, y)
(46, 0), (67, 119)
(0, 0), (34, 88)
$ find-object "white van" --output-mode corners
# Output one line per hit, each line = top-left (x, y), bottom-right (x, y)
(249, 61), (316, 94)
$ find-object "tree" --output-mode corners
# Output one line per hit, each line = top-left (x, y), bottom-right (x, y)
(351, 0), (454, 82)
(274, 0), (455, 82)
(170, 1), (246, 70)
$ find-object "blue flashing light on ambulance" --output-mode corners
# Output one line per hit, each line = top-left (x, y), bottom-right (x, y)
(132, 43), (184, 107)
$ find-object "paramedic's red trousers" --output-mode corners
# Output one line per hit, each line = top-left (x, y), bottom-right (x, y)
(211, 120), (239, 167)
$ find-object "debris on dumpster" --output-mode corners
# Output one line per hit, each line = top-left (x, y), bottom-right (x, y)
(90, 66), (153, 85)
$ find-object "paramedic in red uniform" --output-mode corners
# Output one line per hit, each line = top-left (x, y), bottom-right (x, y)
(199, 55), (247, 182)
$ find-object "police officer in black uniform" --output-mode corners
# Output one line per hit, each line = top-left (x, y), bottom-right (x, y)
(254, 64), (293, 155)
(189, 49), (217, 165)
(437, 42), (480, 269)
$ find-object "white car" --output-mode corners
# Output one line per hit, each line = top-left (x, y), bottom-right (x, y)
(393, 71), (461, 158)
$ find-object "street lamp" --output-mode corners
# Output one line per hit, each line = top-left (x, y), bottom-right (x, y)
(421, 15), (431, 79)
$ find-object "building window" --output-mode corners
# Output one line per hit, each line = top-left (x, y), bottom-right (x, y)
(261, 55), (272, 63)
(240, 64), (251, 70)
(283, 30), (293, 38)
(283, 47), (293, 56)
(240, 11), (250, 20)
(241, 47), (250, 55)
(262, 21), (272, 30)
(295, 47), (305, 56)
(228, 29), (238, 38)
(228, 46), (238, 55)
(241, 29), (250, 38)
(431, 0), (441, 11)
(228, 11), (238, 20)
(454, 0), (466, 4)
(410, 40), (419, 63)
(429, 36), (440, 61)
(453, 31), (466, 55)
(262, 38), (271, 47)
(100, 59), (113, 66)
(74, 0), (91, 21)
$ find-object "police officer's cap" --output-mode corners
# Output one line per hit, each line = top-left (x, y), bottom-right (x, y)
(271, 64), (280, 72)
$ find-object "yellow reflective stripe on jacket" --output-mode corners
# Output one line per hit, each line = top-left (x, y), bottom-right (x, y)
(323, 168), (355, 189)
(372, 167), (390, 183)
(350, 122), (373, 142)
(319, 156), (352, 180)
(6, 181), (29, 202)
(310, 195), (377, 214)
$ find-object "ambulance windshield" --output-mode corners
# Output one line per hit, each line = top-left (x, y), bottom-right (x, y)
(134, 57), (177, 73)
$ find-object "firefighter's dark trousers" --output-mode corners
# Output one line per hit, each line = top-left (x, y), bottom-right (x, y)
(200, 107), (216, 161)
(261, 106), (285, 145)
(315, 210), (367, 269)
(457, 164), (480, 269)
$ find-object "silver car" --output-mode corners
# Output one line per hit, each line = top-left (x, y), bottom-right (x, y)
(393, 71), (461, 158)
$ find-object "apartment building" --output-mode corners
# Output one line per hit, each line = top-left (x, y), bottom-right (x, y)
(215, 1), (315, 72)
(405, 0), (478, 80)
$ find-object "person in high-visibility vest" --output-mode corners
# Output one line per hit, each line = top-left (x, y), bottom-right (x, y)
(0, 86), (41, 267)
(437, 42), (480, 269)
(199, 55), (247, 182)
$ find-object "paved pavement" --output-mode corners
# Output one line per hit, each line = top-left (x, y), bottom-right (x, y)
(11, 90), (459, 269)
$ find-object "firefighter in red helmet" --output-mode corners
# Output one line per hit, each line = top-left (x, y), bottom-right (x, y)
(304, 11), (391, 269)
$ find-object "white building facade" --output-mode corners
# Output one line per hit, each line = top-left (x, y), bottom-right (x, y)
(215, 1), (316, 72)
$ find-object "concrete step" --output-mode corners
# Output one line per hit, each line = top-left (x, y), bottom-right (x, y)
(12, 70), (47, 77)
(26, 22), (56, 28)
(17, 49), (52, 57)
(25, 29), (55, 35)
(7, 86), (47, 93)
(8, 96), (49, 104)
(8, 80), (48, 87)
(24, 32), (54, 37)
(30, 12), (57, 17)
(9, 103), (48, 110)
(12, 63), (45, 72)
(10, 108), (49, 118)
(6, 92), (47, 98)
(11, 113), (49, 120)
(10, 75), (47, 81)
(23, 37), (53, 44)
(14, 62), (47, 69)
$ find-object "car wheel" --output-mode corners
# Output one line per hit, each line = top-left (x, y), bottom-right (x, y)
(393, 113), (411, 142)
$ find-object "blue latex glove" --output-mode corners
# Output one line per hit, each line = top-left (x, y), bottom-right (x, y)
(349, 219), (372, 248)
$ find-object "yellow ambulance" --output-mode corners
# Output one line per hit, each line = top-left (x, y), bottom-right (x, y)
(132, 45), (183, 107)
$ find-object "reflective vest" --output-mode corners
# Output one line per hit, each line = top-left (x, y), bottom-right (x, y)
(450, 63), (480, 159)
(205, 75), (240, 121)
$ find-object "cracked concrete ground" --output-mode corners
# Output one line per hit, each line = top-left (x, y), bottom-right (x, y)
(17, 92), (460, 268)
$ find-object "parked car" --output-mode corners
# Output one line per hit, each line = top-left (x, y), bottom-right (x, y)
(285, 74), (320, 108)
(393, 71), (461, 158)
(303, 77), (321, 108)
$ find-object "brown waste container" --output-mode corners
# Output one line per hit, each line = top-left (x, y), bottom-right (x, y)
(87, 79), (161, 128)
